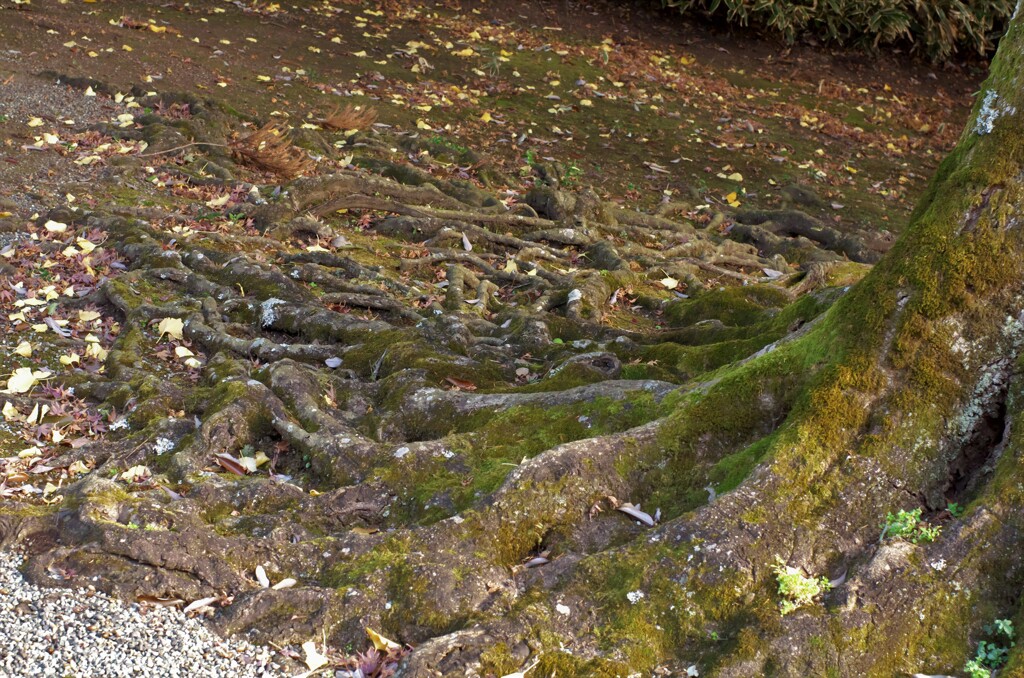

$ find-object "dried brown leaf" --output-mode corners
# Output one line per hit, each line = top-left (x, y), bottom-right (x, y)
(320, 103), (378, 131)
(230, 122), (314, 180)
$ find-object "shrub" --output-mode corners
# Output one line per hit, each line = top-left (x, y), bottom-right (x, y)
(656, 0), (1013, 61)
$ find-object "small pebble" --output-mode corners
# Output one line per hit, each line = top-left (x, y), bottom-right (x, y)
(0, 552), (283, 677)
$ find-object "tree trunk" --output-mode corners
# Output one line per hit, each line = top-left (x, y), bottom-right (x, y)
(392, 7), (1024, 676)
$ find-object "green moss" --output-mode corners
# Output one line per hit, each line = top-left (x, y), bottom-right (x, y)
(664, 285), (792, 328)
(323, 535), (409, 589)
(478, 643), (519, 676)
(378, 393), (665, 526)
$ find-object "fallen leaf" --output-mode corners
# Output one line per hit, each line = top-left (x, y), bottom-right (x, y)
(445, 376), (477, 391)
(119, 465), (151, 483)
(616, 502), (655, 527)
(1, 402), (19, 421)
(255, 565), (270, 588)
(182, 596), (220, 615)
(659, 277), (679, 290)
(271, 577), (297, 590)
(214, 453), (248, 476)
(14, 342), (32, 357)
(157, 317), (184, 341)
(301, 641), (329, 671)
(205, 194), (230, 208)
(367, 627), (401, 652)
(5, 367), (48, 394)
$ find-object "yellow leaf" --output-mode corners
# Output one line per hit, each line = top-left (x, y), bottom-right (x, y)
(660, 277), (679, 290)
(26, 403), (48, 424)
(725, 192), (737, 203)
(27, 117), (44, 128)
(416, 119), (433, 130)
(78, 310), (101, 323)
(6, 368), (49, 394)
(44, 220), (67, 232)
(2, 402), (20, 421)
(205, 194), (230, 208)
(157, 317), (185, 341)
(85, 343), (108, 361)
(59, 353), (81, 366)
(301, 641), (329, 671)
(366, 627), (401, 652)
(479, 111), (492, 123)
(68, 460), (90, 476)
(579, 99), (593, 107)
(452, 47), (476, 57)
(14, 342), (32, 357)
(727, 172), (743, 182)
(174, 346), (195, 358)
(120, 465), (151, 483)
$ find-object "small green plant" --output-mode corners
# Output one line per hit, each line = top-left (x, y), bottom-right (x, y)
(964, 618), (1015, 677)
(562, 162), (583, 186)
(771, 556), (831, 615)
(947, 501), (965, 518)
(880, 508), (941, 543)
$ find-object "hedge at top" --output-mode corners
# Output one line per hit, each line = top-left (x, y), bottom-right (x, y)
(658, 0), (1014, 60)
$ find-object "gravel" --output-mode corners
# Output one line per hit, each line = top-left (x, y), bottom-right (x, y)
(0, 552), (285, 677)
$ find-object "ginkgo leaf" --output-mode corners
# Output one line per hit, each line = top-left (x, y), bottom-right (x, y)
(6, 368), (47, 394)
(14, 342), (32, 357)
(255, 565), (270, 588)
(157, 317), (184, 341)
(120, 465), (152, 483)
(205, 194), (230, 208)
(271, 577), (296, 590)
(174, 346), (195, 358)
(2, 402), (19, 421)
(416, 119), (432, 130)
(660, 277), (679, 290)
(302, 641), (329, 671)
(78, 310), (101, 323)
(479, 111), (492, 123)
(367, 627), (401, 651)
(44, 220), (68, 232)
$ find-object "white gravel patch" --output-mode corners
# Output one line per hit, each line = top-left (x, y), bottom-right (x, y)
(0, 552), (284, 677)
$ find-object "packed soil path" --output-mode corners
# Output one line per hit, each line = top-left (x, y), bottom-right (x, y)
(0, 0), (991, 676)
